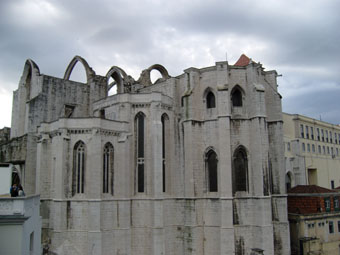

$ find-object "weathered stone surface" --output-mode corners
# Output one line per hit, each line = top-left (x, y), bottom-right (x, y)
(4, 55), (290, 254)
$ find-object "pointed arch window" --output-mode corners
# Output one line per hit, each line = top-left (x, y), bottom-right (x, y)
(231, 88), (243, 107)
(161, 113), (170, 192)
(206, 149), (218, 192)
(135, 112), (145, 193)
(73, 141), (86, 195)
(103, 143), (114, 194)
(206, 91), (216, 109)
(232, 147), (248, 194)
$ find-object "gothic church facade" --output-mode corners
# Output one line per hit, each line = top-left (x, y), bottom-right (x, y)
(4, 54), (290, 254)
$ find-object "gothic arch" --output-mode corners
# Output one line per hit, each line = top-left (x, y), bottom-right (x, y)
(232, 145), (249, 195)
(106, 66), (127, 94)
(64, 56), (95, 83)
(21, 59), (40, 100)
(204, 147), (218, 192)
(203, 87), (216, 109)
(230, 85), (245, 107)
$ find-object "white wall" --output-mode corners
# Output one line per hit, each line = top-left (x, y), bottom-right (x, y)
(0, 164), (11, 195)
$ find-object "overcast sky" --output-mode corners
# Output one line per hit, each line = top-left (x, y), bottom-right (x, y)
(0, 0), (339, 128)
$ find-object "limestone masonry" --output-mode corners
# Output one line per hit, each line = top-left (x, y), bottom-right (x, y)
(1, 54), (290, 254)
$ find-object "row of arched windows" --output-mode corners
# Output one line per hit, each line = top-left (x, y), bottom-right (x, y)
(204, 86), (244, 109)
(134, 112), (170, 193)
(72, 141), (114, 196)
(205, 146), (248, 194)
(71, 116), (249, 196)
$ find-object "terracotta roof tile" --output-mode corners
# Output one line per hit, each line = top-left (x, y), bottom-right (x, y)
(288, 185), (334, 194)
(234, 54), (251, 67)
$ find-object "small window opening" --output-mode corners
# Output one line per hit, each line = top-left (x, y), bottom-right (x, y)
(64, 105), (75, 118)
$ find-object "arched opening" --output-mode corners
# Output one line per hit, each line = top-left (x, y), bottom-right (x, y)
(150, 69), (163, 84)
(64, 56), (95, 84)
(107, 76), (118, 96)
(135, 112), (146, 193)
(72, 141), (86, 195)
(106, 66), (126, 95)
(68, 62), (87, 83)
(231, 86), (243, 107)
(232, 146), (248, 195)
(206, 149), (218, 192)
(103, 142), (114, 194)
(206, 91), (216, 109)
(286, 172), (292, 191)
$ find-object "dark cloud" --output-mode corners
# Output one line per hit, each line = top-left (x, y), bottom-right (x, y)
(0, 0), (339, 127)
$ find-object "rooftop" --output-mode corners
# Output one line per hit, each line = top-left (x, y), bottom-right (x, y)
(288, 185), (334, 194)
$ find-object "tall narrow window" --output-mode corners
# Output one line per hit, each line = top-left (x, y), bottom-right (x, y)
(232, 147), (248, 194)
(317, 128), (320, 141)
(330, 131), (333, 143)
(321, 129), (324, 142)
(73, 141), (85, 195)
(161, 113), (169, 192)
(306, 126), (309, 139)
(206, 91), (216, 108)
(103, 143), (114, 194)
(135, 112), (145, 193)
(300, 125), (304, 138)
(206, 149), (218, 192)
(311, 127), (314, 140)
(231, 88), (242, 107)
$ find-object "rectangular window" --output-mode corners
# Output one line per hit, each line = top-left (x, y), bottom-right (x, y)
(311, 127), (314, 140)
(302, 143), (305, 152)
(338, 133), (340, 144)
(337, 148), (339, 156)
(335, 132), (338, 144)
(331, 180), (335, 189)
(317, 128), (320, 141)
(307, 143), (310, 152)
(318, 145), (321, 154)
(30, 232), (34, 254)
(338, 221), (340, 232)
(287, 142), (291, 151)
(326, 130), (329, 142)
(301, 124), (304, 138)
(322, 129), (324, 142)
(306, 126), (309, 139)
(330, 131), (333, 143)
(323, 146), (326, 154)
(327, 146), (330, 154)
(325, 197), (331, 212)
(329, 221), (334, 233)
(331, 147), (334, 156)
(312, 144), (315, 153)
(334, 197), (339, 211)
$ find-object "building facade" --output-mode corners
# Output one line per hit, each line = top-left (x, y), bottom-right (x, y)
(1, 54), (290, 254)
(288, 185), (340, 255)
(283, 113), (340, 190)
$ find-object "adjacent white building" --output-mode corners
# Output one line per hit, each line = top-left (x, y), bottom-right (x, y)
(0, 195), (41, 255)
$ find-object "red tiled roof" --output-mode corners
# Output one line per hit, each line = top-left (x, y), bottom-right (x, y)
(234, 54), (251, 67)
(288, 185), (334, 194)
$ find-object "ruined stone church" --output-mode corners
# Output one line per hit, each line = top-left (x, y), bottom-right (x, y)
(3, 54), (290, 254)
